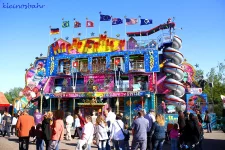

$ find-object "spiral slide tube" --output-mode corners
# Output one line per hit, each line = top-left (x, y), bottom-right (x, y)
(163, 35), (186, 106)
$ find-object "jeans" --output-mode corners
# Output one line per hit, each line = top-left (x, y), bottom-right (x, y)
(153, 139), (164, 150)
(131, 140), (147, 150)
(19, 137), (30, 150)
(36, 137), (44, 150)
(124, 140), (129, 150)
(11, 125), (16, 135)
(44, 139), (50, 150)
(206, 123), (212, 132)
(106, 132), (111, 150)
(98, 140), (107, 150)
(171, 138), (178, 150)
(3, 124), (10, 137)
(113, 140), (125, 150)
(147, 132), (153, 150)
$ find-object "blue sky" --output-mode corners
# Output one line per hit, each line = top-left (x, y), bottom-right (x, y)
(0, 0), (225, 92)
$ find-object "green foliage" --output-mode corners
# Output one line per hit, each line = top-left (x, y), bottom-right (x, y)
(4, 87), (23, 104)
(196, 62), (225, 117)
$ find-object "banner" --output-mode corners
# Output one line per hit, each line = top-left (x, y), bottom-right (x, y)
(187, 88), (202, 95)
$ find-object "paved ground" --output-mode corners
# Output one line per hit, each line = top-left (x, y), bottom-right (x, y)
(0, 130), (225, 150)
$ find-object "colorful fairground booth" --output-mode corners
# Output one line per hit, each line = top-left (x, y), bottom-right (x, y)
(14, 16), (216, 127)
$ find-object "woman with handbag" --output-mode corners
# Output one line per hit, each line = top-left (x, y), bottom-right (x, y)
(93, 116), (109, 150)
(49, 110), (64, 150)
(110, 114), (125, 150)
(76, 115), (94, 150)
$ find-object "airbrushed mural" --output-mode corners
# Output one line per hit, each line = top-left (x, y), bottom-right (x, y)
(13, 59), (48, 113)
(186, 93), (208, 114)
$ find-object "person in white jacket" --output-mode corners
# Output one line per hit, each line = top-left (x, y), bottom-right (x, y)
(65, 112), (74, 140)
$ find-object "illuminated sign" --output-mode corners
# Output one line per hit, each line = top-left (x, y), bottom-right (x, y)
(52, 34), (126, 55)
(53, 91), (144, 98)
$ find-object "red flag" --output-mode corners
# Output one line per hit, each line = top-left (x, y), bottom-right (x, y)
(86, 21), (94, 27)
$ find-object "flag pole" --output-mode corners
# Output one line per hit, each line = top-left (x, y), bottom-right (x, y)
(49, 26), (51, 45)
(139, 15), (142, 47)
(61, 18), (64, 38)
(99, 11), (101, 35)
(86, 17), (88, 38)
(124, 16), (127, 49)
(73, 18), (75, 38)
(111, 16), (113, 37)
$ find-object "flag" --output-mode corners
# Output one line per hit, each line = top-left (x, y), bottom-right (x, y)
(50, 28), (60, 35)
(112, 18), (123, 25)
(100, 14), (111, 21)
(86, 20), (94, 27)
(74, 21), (81, 28)
(126, 18), (138, 25)
(62, 21), (69, 28)
(140, 19), (153, 25)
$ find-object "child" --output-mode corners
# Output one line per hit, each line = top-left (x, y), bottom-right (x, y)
(170, 123), (179, 150)
(124, 124), (130, 150)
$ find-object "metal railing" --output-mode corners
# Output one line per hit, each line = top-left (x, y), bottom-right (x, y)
(51, 83), (148, 93)
(129, 62), (145, 71)
(92, 64), (107, 73)
(109, 63), (125, 71)
(127, 39), (158, 50)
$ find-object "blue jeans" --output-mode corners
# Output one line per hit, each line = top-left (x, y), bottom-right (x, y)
(153, 139), (164, 150)
(206, 123), (212, 132)
(98, 140), (107, 150)
(124, 140), (129, 150)
(36, 138), (44, 150)
(131, 140), (147, 150)
(106, 132), (111, 150)
(113, 140), (125, 150)
(171, 138), (178, 150)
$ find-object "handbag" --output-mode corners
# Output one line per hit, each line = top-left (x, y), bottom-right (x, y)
(116, 121), (129, 141)
(82, 127), (94, 150)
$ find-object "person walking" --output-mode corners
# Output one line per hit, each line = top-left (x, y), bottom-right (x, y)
(169, 123), (179, 150)
(49, 110), (64, 150)
(105, 107), (116, 150)
(42, 111), (53, 150)
(93, 115), (109, 150)
(131, 110), (149, 150)
(150, 114), (166, 150)
(11, 114), (18, 136)
(196, 110), (203, 124)
(144, 109), (156, 150)
(65, 112), (74, 141)
(123, 124), (130, 150)
(2, 111), (12, 138)
(73, 114), (81, 139)
(204, 110), (212, 133)
(110, 114), (125, 150)
(76, 115), (94, 150)
(178, 110), (186, 133)
(16, 109), (35, 150)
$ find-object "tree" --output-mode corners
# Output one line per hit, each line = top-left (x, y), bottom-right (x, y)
(196, 62), (225, 117)
(4, 87), (23, 104)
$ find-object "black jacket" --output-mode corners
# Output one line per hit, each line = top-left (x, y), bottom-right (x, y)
(42, 118), (52, 140)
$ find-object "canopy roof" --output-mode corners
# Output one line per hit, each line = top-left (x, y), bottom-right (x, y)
(0, 92), (10, 106)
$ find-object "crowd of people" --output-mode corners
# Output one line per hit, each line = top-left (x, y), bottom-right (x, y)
(0, 107), (212, 150)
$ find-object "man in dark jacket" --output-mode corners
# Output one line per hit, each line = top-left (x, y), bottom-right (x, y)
(3, 111), (12, 137)
(42, 115), (52, 150)
(178, 110), (186, 133)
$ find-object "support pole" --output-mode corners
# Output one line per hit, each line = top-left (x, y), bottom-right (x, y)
(40, 91), (43, 114)
(58, 98), (61, 110)
(129, 96), (131, 126)
(50, 98), (52, 112)
(116, 97), (119, 114)
(73, 98), (75, 115)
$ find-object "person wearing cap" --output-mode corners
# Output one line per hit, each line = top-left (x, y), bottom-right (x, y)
(65, 112), (74, 141)
(144, 109), (156, 150)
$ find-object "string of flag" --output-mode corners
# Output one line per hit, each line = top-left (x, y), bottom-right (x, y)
(49, 13), (153, 37)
